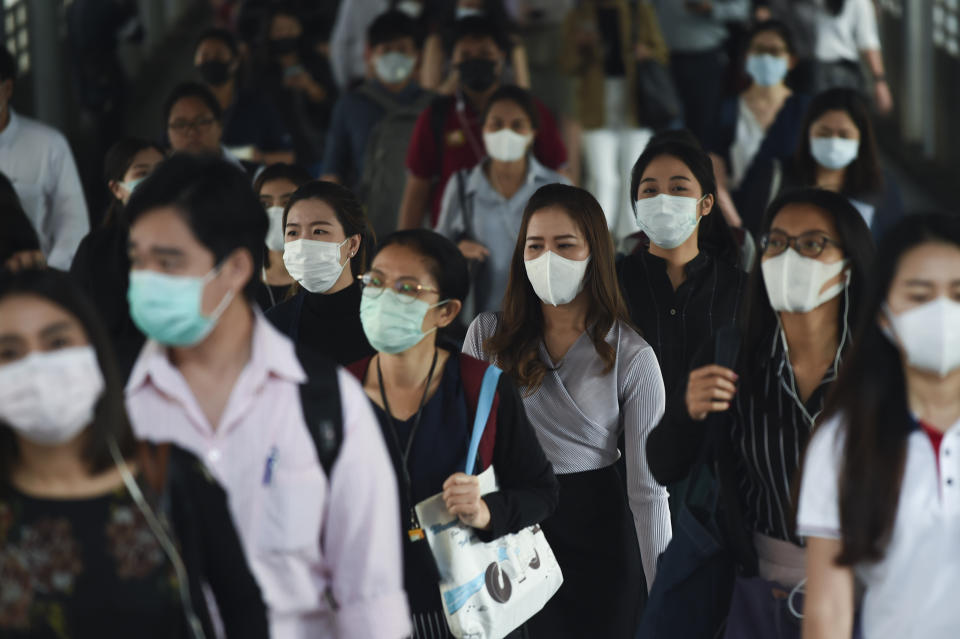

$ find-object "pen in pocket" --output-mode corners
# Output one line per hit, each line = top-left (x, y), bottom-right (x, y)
(262, 446), (278, 485)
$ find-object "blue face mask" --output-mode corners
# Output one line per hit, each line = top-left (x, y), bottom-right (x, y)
(360, 288), (446, 355)
(127, 268), (235, 347)
(122, 176), (146, 194)
(745, 54), (789, 87)
(456, 7), (484, 19)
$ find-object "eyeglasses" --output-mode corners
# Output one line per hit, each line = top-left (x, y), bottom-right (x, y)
(760, 230), (843, 258)
(168, 117), (216, 133)
(358, 272), (439, 303)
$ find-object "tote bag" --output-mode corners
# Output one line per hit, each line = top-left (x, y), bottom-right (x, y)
(415, 366), (563, 639)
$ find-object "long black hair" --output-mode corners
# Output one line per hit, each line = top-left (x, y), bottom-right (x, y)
(102, 137), (165, 228)
(740, 188), (875, 375)
(796, 88), (883, 196)
(0, 172), (40, 266)
(629, 130), (741, 266)
(0, 268), (136, 481)
(817, 213), (960, 565)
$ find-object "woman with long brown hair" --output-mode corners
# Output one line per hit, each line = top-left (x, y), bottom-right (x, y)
(463, 183), (670, 638)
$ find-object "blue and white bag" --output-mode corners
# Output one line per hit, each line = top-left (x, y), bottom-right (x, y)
(415, 366), (563, 639)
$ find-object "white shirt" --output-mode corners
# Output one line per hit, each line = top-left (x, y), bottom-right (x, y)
(328, 0), (388, 89)
(126, 313), (411, 639)
(0, 109), (89, 269)
(813, 0), (881, 63)
(797, 414), (960, 639)
(729, 97), (766, 189)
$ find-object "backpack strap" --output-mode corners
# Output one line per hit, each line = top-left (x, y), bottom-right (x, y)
(455, 169), (476, 240)
(136, 441), (172, 497)
(464, 365), (503, 474)
(459, 354), (500, 472)
(295, 345), (344, 477)
(345, 355), (373, 384)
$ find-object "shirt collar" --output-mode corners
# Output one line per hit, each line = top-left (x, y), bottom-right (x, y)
(127, 309), (306, 396)
(467, 155), (551, 195)
(640, 248), (712, 277)
(0, 109), (20, 147)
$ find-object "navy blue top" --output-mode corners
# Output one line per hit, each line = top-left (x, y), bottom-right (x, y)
(321, 80), (428, 185)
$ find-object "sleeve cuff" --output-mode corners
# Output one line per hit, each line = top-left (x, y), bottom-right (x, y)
(796, 524), (842, 540)
(336, 590), (412, 639)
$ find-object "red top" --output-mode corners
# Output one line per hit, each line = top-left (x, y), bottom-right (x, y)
(920, 420), (945, 475)
(405, 94), (568, 224)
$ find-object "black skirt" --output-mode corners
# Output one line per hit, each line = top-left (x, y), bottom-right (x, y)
(526, 465), (645, 638)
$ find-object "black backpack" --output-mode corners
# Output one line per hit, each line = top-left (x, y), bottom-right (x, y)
(295, 345), (343, 476)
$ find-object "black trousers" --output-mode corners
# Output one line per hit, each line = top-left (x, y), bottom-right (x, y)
(669, 49), (729, 147)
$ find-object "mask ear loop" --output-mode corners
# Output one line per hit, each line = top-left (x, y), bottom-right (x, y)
(109, 439), (207, 639)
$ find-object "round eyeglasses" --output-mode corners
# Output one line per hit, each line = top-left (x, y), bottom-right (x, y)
(759, 230), (843, 259)
(358, 272), (440, 304)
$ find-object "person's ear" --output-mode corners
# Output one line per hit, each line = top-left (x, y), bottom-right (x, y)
(0, 78), (12, 102)
(108, 180), (126, 202)
(224, 247), (254, 294)
(346, 234), (362, 260)
(699, 193), (715, 217)
(434, 299), (462, 329)
(787, 53), (797, 71)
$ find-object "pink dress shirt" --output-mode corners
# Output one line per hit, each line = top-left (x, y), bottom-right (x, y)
(126, 313), (411, 639)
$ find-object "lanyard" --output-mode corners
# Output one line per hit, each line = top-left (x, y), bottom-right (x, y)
(377, 348), (439, 541)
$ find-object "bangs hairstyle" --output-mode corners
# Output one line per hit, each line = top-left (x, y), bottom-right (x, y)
(374, 229), (471, 303)
(126, 154), (268, 301)
(797, 88), (883, 196)
(485, 184), (629, 393)
(815, 213), (960, 566)
(162, 82), (222, 132)
(444, 15), (510, 57)
(103, 137), (165, 227)
(283, 181), (373, 277)
(629, 130), (741, 266)
(747, 19), (796, 56)
(368, 10), (423, 49)
(482, 84), (540, 131)
(253, 163), (314, 195)
(0, 268), (136, 482)
(740, 187), (875, 375)
(195, 27), (240, 59)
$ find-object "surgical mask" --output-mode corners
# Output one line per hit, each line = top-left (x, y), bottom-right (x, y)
(524, 251), (591, 307)
(282, 238), (350, 294)
(397, 1), (424, 18)
(884, 298), (960, 377)
(633, 194), (703, 250)
(128, 267), (235, 347)
(0, 346), (105, 446)
(484, 129), (532, 162)
(810, 137), (860, 170)
(197, 60), (231, 86)
(360, 288), (445, 354)
(762, 248), (849, 313)
(374, 52), (416, 84)
(456, 7), (485, 19)
(458, 58), (498, 93)
(122, 176), (146, 195)
(265, 206), (285, 251)
(745, 54), (789, 87)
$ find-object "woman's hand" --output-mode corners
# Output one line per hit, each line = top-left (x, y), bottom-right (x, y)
(458, 240), (490, 261)
(4, 250), (46, 272)
(442, 473), (492, 530)
(685, 365), (738, 421)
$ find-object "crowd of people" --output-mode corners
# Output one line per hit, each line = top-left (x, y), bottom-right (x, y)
(0, 1), (957, 639)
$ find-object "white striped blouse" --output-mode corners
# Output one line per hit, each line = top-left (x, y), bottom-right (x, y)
(463, 312), (672, 588)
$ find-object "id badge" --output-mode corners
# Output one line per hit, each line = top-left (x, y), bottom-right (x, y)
(407, 508), (425, 542)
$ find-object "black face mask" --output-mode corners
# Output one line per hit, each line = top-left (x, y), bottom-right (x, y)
(269, 37), (300, 57)
(457, 58), (498, 93)
(198, 60), (231, 86)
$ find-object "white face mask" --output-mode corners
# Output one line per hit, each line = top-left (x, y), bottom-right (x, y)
(456, 7), (485, 19)
(762, 248), (849, 313)
(0, 346), (105, 445)
(810, 136), (860, 170)
(524, 251), (591, 307)
(374, 52), (416, 84)
(265, 206), (285, 252)
(396, 0), (424, 18)
(633, 194), (703, 249)
(884, 298), (960, 377)
(483, 129), (533, 163)
(282, 238), (351, 294)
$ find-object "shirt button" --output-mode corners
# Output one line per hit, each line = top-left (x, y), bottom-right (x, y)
(948, 478), (954, 486)
(946, 449), (951, 456)
(207, 449), (222, 463)
(670, 308), (677, 316)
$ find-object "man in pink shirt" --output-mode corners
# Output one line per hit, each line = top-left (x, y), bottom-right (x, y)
(122, 154), (411, 638)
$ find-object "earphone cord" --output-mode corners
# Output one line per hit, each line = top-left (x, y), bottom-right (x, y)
(109, 439), (207, 639)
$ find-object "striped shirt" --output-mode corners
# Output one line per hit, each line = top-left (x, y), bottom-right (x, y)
(730, 329), (840, 545)
(464, 312), (672, 587)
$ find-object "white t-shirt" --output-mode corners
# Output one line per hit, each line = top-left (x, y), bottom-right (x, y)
(729, 98), (766, 189)
(797, 414), (960, 639)
(814, 0), (882, 62)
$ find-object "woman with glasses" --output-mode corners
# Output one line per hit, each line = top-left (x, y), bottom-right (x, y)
(347, 229), (558, 638)
(798, 214), (960, 639)
(0, 268), (267, 638)
(265, 180), (375, 366)
(162, 83), (251, 173)
(464, 184), (670, 638)
(648, 188), (874, 638)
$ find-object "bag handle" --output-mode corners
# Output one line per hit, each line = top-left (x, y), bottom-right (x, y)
(464, 365), (503, 474)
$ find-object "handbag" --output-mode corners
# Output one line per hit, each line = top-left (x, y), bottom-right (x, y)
(415, 366), (563, 639)
(634, 59), (682, 131)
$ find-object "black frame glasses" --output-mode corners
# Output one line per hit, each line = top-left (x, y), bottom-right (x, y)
(759, 231), (843, 258)
(358, 272), (439, 304)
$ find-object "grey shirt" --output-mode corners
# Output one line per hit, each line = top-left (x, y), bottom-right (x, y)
(651, 0), (751, 53)
(435, 156), (568, 315)
(464, 312), (672, 588)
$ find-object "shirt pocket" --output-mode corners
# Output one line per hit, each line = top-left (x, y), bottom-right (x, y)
(257, 466), (325, 557)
